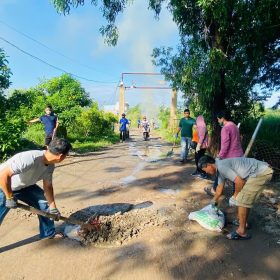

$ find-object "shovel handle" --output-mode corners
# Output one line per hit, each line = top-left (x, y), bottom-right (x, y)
(17, 202), (85, 226)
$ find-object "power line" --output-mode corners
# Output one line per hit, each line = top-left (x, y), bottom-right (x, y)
(0, 20), (109, 75)
(0, 36), (117, 84)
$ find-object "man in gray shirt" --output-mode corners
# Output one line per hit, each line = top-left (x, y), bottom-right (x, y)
(0, 138), (72, 239)
(198, 155), (273, 240)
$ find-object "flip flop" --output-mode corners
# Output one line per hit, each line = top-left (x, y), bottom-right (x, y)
(226, 231), (251, 240)
(48, 232), (66, 240)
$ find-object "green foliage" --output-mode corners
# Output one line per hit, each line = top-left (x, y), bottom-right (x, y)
(72, 102), (117, 138)
(38, 74), (92, 127)
(241, 109), (280, 150)
(71, 134), (119, 154)
(126, 105), (142, 127)
(0, 48), (11, 94)
(0, 116), (27, 159)
(51, 0), (130, 46)
(23, 123), (45, 147)
(158, 106), (170, 129)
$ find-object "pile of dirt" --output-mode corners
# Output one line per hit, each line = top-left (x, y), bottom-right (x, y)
(253, 189), (280, 239)
(80, 208), (167, 247)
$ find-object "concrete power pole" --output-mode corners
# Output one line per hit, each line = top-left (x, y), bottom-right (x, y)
(119, 83), (125, 116)
(169, 88), (177, 131)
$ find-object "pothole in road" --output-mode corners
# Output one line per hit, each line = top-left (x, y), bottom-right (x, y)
(64, 202), (168, 247)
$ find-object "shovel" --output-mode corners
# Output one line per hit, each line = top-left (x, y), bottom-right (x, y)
(17, 202), (100, 232)
(166, 138), (177, 157)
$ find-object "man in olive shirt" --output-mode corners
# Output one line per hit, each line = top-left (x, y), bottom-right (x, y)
(175, 109), (196, 163)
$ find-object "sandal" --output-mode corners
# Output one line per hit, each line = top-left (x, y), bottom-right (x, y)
(226, 231), (251, 240)
(204, 186), (214, 197)
(48, 232), (66, 240)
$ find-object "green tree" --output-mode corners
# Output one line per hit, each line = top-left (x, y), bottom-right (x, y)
(0, 48), (12, 111)
(38, 74), (92, 127)
(74, 102), (117, 137)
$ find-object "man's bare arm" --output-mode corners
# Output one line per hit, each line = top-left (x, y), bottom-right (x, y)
(43, 180), (57, 209)
(213, 183), (225, 204)
(0, 167), (14, 198)
(28, 118), (40, 124)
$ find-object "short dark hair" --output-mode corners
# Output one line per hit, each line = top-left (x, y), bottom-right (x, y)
(216, 109), (231, 120)
(184, 109), (190, 113)
(198, 155), (215, 169)
(46, 105), (53, 110)
(48, 138), (72, 155)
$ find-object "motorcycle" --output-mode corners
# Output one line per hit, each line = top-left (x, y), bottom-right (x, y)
(142, 123), (150, 141)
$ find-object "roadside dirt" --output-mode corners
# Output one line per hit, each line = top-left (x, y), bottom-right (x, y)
(0, 129), (280, 280)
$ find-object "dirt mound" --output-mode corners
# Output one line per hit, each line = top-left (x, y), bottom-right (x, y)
(80, 208), (166, 246)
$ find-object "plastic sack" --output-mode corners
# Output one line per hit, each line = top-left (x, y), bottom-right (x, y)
(188, 204), (225, 232)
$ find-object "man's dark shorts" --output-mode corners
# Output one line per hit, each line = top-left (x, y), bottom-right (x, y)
(45, 133), (53, 146)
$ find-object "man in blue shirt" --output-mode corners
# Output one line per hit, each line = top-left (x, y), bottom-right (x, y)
(119, 113), (129, 142)
(29, 105), (58, 147)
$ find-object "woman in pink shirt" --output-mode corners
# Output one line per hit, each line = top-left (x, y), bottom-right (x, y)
(217, 111), (243, 159)
(191, 115), (209, 178)
(204, 110), (244, 196)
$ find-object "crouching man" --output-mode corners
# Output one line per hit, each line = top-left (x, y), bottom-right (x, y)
(0, 138), (72, 239)
(198, 155), (273, 240)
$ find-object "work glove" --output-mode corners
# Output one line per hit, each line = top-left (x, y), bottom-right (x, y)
(5, 196), (17, 208)
(229, 196), (237, 207)
(195, 143), (201, 153)
(48, 207), (61, 221)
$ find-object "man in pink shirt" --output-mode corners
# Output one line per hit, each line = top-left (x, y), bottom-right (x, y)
(204, 110), (244, 196)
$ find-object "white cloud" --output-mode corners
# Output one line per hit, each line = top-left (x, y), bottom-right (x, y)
(91, 0), (179, 71)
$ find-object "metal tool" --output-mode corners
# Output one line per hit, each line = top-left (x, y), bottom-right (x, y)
(17, 202), (100, 232)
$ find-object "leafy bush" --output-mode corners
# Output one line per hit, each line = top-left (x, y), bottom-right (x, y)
(0, 116), (26, 159)
(71, 102), (117, 138)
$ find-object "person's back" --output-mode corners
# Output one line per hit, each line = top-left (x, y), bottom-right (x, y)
(219, 121), (243, 159)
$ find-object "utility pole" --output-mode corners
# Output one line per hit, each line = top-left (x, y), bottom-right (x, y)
(119, 82), (125, 116)
(170, 88), (177, 130)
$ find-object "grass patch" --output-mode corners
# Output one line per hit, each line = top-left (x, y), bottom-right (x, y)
(70, 134), (119, 154)
(157, 128), (177, 143)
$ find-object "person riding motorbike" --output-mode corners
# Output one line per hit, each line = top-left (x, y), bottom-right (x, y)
(141, 116), (150, 140)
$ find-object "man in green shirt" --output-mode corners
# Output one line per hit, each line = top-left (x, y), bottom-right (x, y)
(175, 109), (196, 163)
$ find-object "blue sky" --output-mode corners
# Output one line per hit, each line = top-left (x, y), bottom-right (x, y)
(0, 0), (182, 111)
(0, 0), (279, 110)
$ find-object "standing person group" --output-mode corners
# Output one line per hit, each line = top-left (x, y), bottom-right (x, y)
(29, 105), (58, 148)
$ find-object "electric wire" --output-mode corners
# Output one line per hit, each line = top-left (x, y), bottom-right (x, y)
(0, 36), (117, 84)
(0, 20), (110, 75)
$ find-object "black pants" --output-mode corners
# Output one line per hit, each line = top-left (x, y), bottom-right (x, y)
(45, 133), (53, 146)
(195, 148), (207, 174)
(120, 130), (126, 141)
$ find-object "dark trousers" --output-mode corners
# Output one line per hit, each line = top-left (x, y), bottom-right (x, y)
(195, 148), (207, 174)
(0, 185), (55, 238)
(120, 130), (126, 141)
